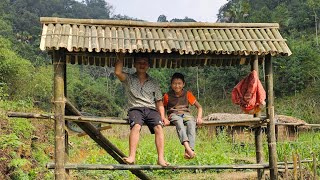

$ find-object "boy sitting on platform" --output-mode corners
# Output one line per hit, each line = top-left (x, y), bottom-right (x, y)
(163, 73), (203, 159)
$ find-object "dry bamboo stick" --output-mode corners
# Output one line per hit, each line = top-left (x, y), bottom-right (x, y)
(7, 112), (53, 119)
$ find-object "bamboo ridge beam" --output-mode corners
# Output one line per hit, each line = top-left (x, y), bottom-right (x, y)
(40, 17), (280, 28)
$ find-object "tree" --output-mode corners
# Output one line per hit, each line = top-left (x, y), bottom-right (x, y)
(170, 16), (196, 22)
(157, 15), (168, 22)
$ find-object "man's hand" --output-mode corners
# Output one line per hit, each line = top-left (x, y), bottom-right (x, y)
(115, 52), (127, 81)
(162, 117), (170, 126)
(116, 52), (125, 62)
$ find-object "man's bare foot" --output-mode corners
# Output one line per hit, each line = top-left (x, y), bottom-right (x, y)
(157, 160), (170, 167)
(122, 157), (135, 165)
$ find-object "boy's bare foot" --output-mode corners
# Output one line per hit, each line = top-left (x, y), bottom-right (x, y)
(157, 160), (170, 167)
(122, 157), (135, 165)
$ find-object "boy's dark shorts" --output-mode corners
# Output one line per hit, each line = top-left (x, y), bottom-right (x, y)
(128, 107), (163, 134)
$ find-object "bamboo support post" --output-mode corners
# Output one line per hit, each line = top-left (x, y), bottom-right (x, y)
(63, 56), (70, 177)
(265, 54), (278, 179)
(252, 55), (264, 180)
(53, 51), (66, 179)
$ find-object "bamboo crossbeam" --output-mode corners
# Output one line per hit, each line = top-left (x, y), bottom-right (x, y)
(65, 116), (129, 124)
(46, 159), (316, 171)
(7, 112), (267, 127)
(10, 111), (320, 128)
(46, 160), (315, 171)
(47, 163), (269, 170)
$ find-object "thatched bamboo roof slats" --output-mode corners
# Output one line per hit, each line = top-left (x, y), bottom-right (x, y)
(40, 17), (292, 68)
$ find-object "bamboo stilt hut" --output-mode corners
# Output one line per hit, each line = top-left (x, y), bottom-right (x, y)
(7, 17), (294, 179)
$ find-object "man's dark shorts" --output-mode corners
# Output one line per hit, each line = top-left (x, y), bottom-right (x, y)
(128, 107), (163, 134)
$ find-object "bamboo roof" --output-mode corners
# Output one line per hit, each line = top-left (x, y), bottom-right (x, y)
(39, 17), (292, 68)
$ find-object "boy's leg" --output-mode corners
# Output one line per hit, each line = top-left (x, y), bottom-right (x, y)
(154, 125), (169, 166)
(186, 119), (196, 150)
(170, 114), (189, 144)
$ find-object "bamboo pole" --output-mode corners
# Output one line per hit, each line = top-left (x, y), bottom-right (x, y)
(298, 154), (303, 180)
(265, 54), (278, 179)
(64, 101), (151, 180)
(47, 163), (270, 170)
(7, 112), (53, 119)
(7, 112), (266, 127)
(293, 152), (297, 180)
(46, 160), (313, 171)
(63, 56), (69, 177)
(53, 51), (66, 179)
(313, 152), (317, 180)
(252, 55), (264, 180)
(77, 126), (112, 137)
(284, 156), (288, 179)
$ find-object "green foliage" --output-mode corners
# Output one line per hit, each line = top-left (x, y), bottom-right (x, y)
(67, 65), (123, 117)
(8, 119), (35, 139)
(0, 134), (23, 149)
(274, 38), (320, 96)
(0, 37), (34, 100)
(29, 65), (53, 110)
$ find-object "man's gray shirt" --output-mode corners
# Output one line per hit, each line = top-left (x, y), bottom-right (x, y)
(122, 73), (162, 110)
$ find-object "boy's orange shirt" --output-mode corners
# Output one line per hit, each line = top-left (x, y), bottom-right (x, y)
(163, 91), (196, 107)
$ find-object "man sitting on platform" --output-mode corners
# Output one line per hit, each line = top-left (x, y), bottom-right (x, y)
(115, 53), (170, 166)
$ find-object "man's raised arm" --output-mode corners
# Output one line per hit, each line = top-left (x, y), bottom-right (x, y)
(114, 53), (126, 81)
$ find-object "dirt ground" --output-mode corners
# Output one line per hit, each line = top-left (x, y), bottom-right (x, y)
(175, 171), (267, 180)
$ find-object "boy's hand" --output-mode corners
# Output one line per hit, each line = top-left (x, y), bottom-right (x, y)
(196, 117), (203, 125)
